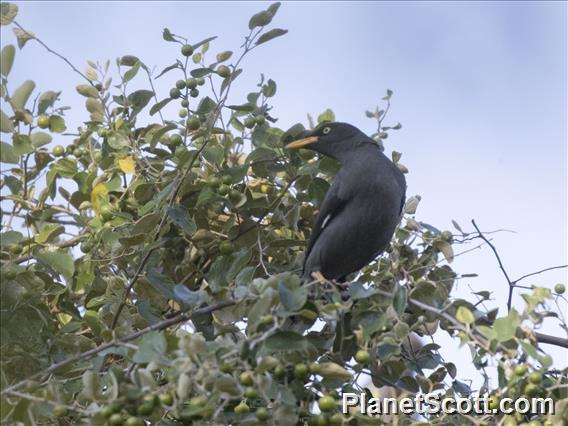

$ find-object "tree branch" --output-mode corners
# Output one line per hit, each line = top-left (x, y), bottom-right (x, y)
(1, 299), (237, 396)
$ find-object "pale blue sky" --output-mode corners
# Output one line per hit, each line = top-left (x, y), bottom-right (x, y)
(2, 1), (566, 384)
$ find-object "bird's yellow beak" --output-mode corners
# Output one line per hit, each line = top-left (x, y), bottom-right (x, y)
(285, 136), (319, 149)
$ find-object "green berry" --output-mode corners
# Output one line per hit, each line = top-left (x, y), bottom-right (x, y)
(234, 401), (250, 414)
(554, 283), (565, 294)
(52, 404), (68, 417)
(255, 115), (266, 125)
(179, 109), (187, 118)
(176, 79), (186, 90)
(170, 133), (183, 146)
(37, 115), (50, 129)
(181, 44), (194, 56)
(196, 77), (205, 86)
(318, 395), (335, 412)
(256, 407), (270, 421)
(294, 363), (309, 380)
(169, 88), (181, 99)
(109, 413), (123, 426)
(244, 387), (258, 399)
(181, 99), (189, 108)
(239, 371), (254, 386)
(217, 184), (230, 196)
(216, 65), (231, 78)
(309, 362), (321, 374)
(355, 350), (370, 364)
(190, 88), (199, 98)
(244, 116), (256, 129)
(186, 78), (198, 89)
(186, 116), (200, 131)
(52, 145), (65, 157)
(528, 372), (542, 384)
(229, 189), (242, 203)
(125, 417), (144, 426)
(221, 175), (233, 185)
(159, 393), (173, 406)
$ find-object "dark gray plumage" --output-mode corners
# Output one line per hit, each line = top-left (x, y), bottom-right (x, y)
(286, 122), (406, 281)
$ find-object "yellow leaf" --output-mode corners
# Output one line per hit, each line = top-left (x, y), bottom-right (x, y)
(118, 156), (136, 174)
(91, 183), (109, 214)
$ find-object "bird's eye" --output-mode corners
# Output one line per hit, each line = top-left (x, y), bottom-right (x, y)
(322, 127), (331, 135)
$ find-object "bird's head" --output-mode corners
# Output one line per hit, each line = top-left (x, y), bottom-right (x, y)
(285, 122), (364, 159)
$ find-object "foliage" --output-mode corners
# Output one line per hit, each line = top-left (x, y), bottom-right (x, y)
(0, 3), (566, 425)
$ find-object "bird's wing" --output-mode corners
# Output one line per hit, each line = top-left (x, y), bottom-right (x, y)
(304, 181), (349, 267)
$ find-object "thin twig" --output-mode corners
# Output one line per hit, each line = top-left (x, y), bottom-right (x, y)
(512, 264), (568, 285)
(1, 299), (237, 396)
(471, 219), (515, 311)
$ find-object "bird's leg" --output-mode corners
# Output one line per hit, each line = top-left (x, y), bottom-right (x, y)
(311, 271), (327, 284)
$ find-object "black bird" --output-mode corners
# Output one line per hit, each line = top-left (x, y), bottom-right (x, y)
(286, 122), (406, 282)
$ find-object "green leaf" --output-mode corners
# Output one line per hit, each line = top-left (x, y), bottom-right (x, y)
(0, 230), (23, 246)
(264, 331), (308, 351)
(35, 224), (65, 244)
(162, 28), (175, 42)
(10, 80), (35, 111)
(106, 131), (129, 149)
(493, 309), (520, 342)
(192, 36), (217, 51)
(155, 62), (180, 79)
(146, 270), (176, 300)
(318, 362), (352, 381)
(317, 108), (335, 124)
(167, 205), (196, 236)
(262, 79), (277, 97)
(227, 103), (255, 112)
(30, 131), (52, 147)
(13, 28), (34, 49)
(36, 248), (75, 282)
(0, 109), (14, 133)
(0, 141), (18, 163)
(256, 28), (288, 46)
(54, 158), (78, 177)
(132, 331), (166, 363)
(308, 178), (330, 205)
(202, 145), (224, 164)
(249, 10), (273, 29)
(37, 91), (60, 114)
(128, 89), (154, 113)
(277, 274), (306, 312)
(123, 61), (141, 82)
(0, 3), (18, 26)
(49, 115), (66, 133)
(173, 284), (207, 309)
(1, 44), (15, 76)
(13, 134), (33, 155)
(76, 84), (99, 98)
(190, 67), (212, 78)
(149, 98), (172, 116)
(392, 284), (407, 314)
(456, 306), (475, 325)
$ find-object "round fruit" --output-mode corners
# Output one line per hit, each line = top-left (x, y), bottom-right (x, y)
(97, 127), (107, 137)
(186, 116), (200, 131)
(137, 402), (154, 416)
(37, 115), (50, 129)
(159, 393), (173, 406)
(101, 405), (114, 418)
(52, 404), (67, 417)
(318, 395), (335, 412)
(169, 88), (181, 99)
(94, 152), (103, 162)
(524, 383), (541, 397)
(181, 99), (189, 108)
(66, 144), (76, 154)
(329, 413), (343, 425)
(244, 116), (256, 129)
(181, 44), (194, 56)
(216, 65), (231, 78)
(73, 147), (85, 157)
(514, 364), (528, 376)
(299, 149), (315, 160)
(207, 176), (221, 188)
(52, 145), (65, 157)
(221, 175), (233, 185)
(239, 371), (254, 386)
(528, 372), (542, 384)
(109, 413), (124, 425)
(309, 362), (321, 374)
(355, 350), (370, 364)
(260, 184), (272, 194)
(186, 78), (198, 89)
(274, 365), (286, 379)
(217, 184), (230, 196)
(176, 79), (186, 90)
(219, 240), (234, 256)
(190, 88), (199, 98)
(244, 387), (258, 399)
(294, 363), (309, 380)
(125, 417), (144, 426)
(229, 189), (242, 203)
(80, 240), (94, 254)
(256, 407), (270, 421)
(255, 115), (266, 125)
(196, 77), (205, 86)
(554, 283), (565, 294)
(234, 401), (250, 415)
(170, 134), (183, 146)
(100, 206), (114, 222)
(179, 109), (187, 118)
